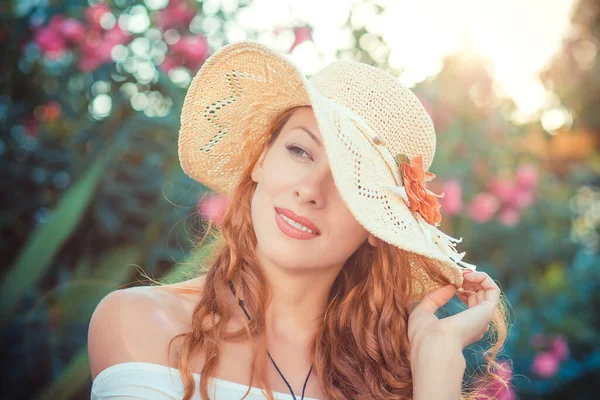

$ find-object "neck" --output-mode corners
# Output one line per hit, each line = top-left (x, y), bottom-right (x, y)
(249, 248), (344, 342)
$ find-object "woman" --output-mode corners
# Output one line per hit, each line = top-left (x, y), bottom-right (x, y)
(88, 40), (509, 400)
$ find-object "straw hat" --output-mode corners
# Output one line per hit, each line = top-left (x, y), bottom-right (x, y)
(178, 40), (476, 292)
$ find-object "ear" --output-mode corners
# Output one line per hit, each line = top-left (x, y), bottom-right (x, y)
(251, 150), (267, 183)
(368, 234), (378, 247)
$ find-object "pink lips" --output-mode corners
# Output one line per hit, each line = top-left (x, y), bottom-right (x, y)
(275, 207), (320, 240)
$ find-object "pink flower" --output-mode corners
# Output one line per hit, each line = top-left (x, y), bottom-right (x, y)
(495, 360), (514, 381)
(468, 192), (501, 223)
(531, 351), (560, 378)
(77, 25), (130, 72)
(290, 26), (312, 51)
(197, 193), (229, 225)
(551, 335), (570, 362)
(78, 55), (103, 73)
(439, 179), (463, 216)
(78, 31), (105, 72)
(530, 333), (547, 349)
(99, 25), (129, 56)
(47, 14), (67, 31)
(162, 34), (210, 73)
(155, 0), (197, 31)
(85, 3), (111, 29)
(35, 26), (67, 58)
(170, 35), (208, 68)
(159, 55), (180, 73)
(476, 360), (516, 400)
(516, 163), (538, 190)
(510, 188), (535, 209)
(24, 117), (39, 137)
(57, 18), (85, 43)
(488, 177), (518, 204)
(34, 15), (86, 58)
(498, 206), (520, 226)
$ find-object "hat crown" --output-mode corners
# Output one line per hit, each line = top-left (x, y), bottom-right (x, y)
(308, 60), (436, 171)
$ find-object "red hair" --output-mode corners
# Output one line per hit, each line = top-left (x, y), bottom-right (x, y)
(157, 106), (512, 399)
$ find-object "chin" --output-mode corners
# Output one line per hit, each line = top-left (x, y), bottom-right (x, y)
(258, 241), (322, 270)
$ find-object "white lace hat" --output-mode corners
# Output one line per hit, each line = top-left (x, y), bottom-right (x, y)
(178, 40), (476, 291)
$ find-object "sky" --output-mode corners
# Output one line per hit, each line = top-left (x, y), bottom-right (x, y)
(230, 0), (578, 125)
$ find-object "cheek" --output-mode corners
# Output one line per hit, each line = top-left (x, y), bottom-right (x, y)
(259, 152), (298, 193)
(250, 184), (273, 251)
(326, 203), (369, 253)
(250, 156), (291, 238)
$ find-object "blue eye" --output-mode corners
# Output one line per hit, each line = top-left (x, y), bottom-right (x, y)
(285, 144), (311, 160)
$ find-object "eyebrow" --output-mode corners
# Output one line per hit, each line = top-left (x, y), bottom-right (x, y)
(295, 126), (322, 147)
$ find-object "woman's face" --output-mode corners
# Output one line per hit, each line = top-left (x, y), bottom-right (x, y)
(251, 107), (375, 272)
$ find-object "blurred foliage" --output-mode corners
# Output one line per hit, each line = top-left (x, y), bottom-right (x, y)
(540, 0), (600, 133)
(1, 0), (599, 399)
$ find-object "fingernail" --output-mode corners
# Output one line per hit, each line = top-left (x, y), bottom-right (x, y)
(463, 269), (473, 275)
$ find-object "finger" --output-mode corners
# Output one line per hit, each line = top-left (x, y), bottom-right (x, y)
(455, 287), (469, 303)
(468, 291), (478, 308)
(462, 270), (499, 290)
(460, 272), (484, 293)
(462, 271), (501, 309)
(457, 291), (497, 325)
(458, 282), (478, 307)
(447, 301), (496, 346)
(456, 291), (469, 305)
(476, 289), (485, 304)
(413, 284), (456, 315)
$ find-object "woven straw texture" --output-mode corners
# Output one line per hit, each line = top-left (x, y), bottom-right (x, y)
(179, 40), (474, 292)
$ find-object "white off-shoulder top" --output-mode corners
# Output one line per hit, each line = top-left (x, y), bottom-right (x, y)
(90, 361), (321, 400)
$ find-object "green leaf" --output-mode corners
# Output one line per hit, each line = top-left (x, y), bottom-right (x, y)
(31, 246), (141, 399)
(394, 153), (410, 167)
(91, 246), (142, 284)
(394, 153), (409, 186)
(160, 234), (219, 284)
(54, 246), (142, 324)
(0, 140), (120, 325)
(72, 254), (92, 281)
(33, 347), (90, 400)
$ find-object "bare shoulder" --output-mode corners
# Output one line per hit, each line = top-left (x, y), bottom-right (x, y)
(88, 276), (207, 380)
(88, 286), (160, 380)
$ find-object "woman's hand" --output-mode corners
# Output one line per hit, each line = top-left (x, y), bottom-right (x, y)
(407, 270), (501, 400)
(408, 269), (502, 358)
(408, 270), (500, 353)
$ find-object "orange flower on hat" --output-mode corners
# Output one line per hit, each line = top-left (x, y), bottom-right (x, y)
(400, 155), (445, 226)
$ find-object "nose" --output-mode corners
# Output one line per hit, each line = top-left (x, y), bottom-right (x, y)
(293, 163), (333, 207)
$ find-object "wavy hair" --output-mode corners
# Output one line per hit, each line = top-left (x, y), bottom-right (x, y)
(158, 106), (513, 400)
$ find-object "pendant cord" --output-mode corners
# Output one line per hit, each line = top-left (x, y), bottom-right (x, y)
(228, 280), (313, 400)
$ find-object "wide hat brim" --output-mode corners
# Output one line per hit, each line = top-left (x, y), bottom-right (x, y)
(179, 40), (472, 294)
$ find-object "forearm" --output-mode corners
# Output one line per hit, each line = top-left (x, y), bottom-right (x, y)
(411, 336), (466, 400)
